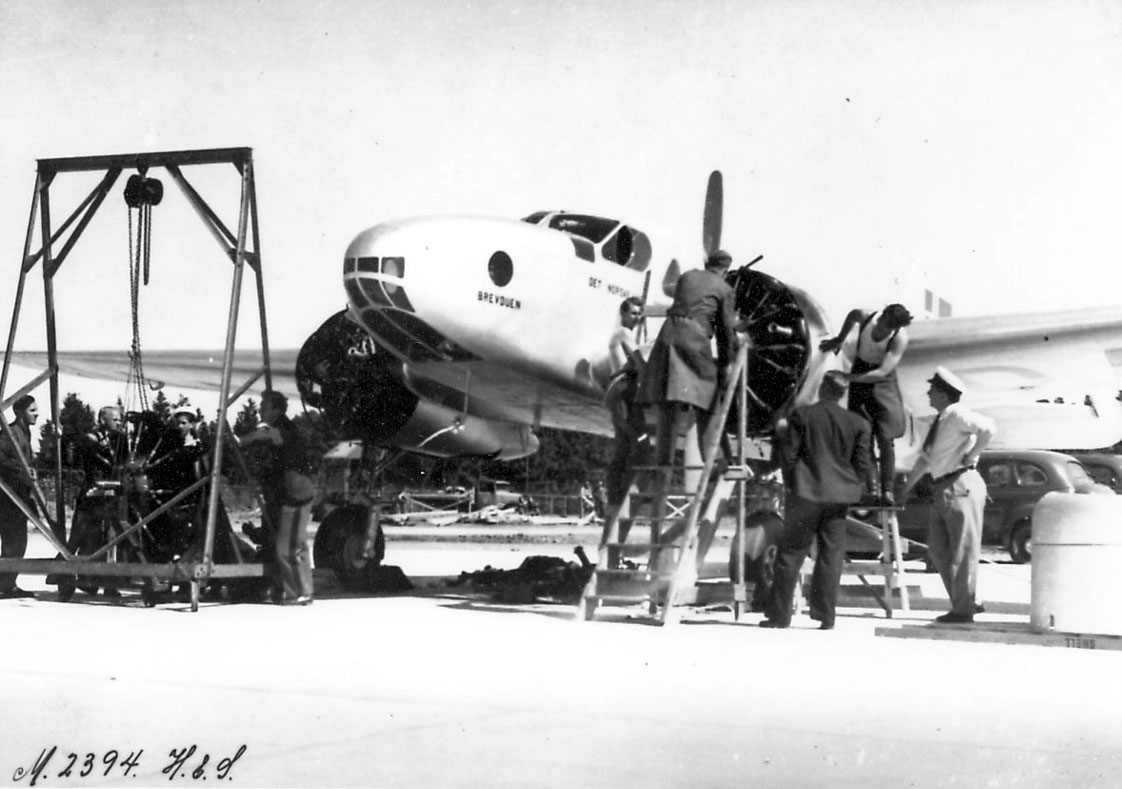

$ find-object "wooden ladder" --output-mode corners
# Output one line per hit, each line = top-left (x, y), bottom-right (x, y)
(579, 344), (753, 624)
(834, 504), (911, 616)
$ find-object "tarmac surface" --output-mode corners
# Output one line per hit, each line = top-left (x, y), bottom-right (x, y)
(2, 520), (1121, 788)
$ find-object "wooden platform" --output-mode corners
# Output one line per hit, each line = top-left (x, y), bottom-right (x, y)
(876, 621), (1122, 651)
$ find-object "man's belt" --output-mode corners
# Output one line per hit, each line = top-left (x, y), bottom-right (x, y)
(932, 466), (973, 485)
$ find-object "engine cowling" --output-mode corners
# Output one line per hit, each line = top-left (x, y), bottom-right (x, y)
(296, 310), (539, 459)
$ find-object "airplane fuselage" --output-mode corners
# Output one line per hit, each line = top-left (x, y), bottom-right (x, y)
(339, 213), (686, 436)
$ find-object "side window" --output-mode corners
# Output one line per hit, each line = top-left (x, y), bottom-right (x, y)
(600, 226), (652, 272)
(984, 463), (1013, 487)
(601, 226), (633, 265)
(1016, 463), (1048, 486)
(1087, 466), (1116, 486)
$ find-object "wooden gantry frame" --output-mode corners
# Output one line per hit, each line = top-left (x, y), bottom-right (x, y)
(0, 147), (273, 611)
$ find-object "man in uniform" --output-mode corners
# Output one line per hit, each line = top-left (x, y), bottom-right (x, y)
(819, 303), (913, 502)
(760, 371), (875, 630)
(637, 250), (739, 470)
(900, 366), (996, 624)
(0, 395), (39, 598)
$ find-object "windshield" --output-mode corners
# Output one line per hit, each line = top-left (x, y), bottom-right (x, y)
(547, 214), (618, 243)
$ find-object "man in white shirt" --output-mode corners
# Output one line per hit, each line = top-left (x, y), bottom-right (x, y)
(900, 366), (996, 623)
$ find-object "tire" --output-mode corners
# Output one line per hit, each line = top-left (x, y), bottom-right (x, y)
(312, 513), (347, 570)
(315, 505), (386, 590)
(1008, 520), (1032, 564)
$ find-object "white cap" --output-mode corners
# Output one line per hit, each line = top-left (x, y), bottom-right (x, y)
(928, 366), (966, 396)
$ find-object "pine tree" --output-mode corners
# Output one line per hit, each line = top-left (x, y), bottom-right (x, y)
(39, 392), (96, 469)
(150, 390), (171, 422)
(234, 398), (259, 434)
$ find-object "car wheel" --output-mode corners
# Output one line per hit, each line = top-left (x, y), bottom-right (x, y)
(1008, 520), (1032, 564)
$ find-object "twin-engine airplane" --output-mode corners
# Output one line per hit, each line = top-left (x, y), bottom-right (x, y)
(13, 171), (1122, 464)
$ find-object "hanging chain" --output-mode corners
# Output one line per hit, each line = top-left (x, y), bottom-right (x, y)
(143, 202), (152, 286)
(127, 205), (149, 411)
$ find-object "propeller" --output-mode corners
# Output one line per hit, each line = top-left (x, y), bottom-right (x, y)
(702, 170), (723, 258)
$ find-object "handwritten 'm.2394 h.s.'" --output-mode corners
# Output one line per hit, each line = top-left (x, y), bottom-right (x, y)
(12, 744), (247, 785)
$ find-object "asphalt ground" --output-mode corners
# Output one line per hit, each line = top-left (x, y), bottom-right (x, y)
(1, 522), (1120, 788)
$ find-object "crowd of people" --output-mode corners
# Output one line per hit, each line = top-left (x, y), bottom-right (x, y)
(0, 390), (315, 606)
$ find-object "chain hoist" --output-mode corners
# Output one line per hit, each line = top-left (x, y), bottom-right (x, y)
(124, 172), (163, 410)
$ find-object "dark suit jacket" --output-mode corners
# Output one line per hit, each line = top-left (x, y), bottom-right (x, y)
(782, 399), (874, 504)
(637, 267), (739, 411)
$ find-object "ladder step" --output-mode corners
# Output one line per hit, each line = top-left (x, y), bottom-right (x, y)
(723, 465), (753, 481)
(595, 569), (672, 582)
(603, 542), (679, 552)
(628, 492), (692, 502)
(842, 563), (898, 577)
(586, 593), (662, 605)
(621, 517), (687, 527)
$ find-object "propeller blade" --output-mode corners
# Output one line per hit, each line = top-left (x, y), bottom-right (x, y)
(703, 170), (723, 257)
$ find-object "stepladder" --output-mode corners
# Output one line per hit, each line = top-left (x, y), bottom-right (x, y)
(831, 503), (912, 616)
(578, 343), (755, 624)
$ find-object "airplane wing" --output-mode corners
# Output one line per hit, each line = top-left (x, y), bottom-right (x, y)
(2, 349), (302, 403)
(894, 306), (1122, 453)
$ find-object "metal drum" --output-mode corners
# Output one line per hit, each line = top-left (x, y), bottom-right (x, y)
(1030, 492), (1122, 636)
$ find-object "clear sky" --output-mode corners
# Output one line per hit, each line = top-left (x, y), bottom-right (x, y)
(1, 0), (1121, 408)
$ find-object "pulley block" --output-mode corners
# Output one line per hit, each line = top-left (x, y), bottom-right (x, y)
(124, 174), (164, 208)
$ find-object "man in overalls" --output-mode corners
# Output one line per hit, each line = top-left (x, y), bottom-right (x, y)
(820, 303), (913, 503)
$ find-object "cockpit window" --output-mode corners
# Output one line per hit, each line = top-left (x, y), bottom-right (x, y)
(547, 214), (618, 244)
(601, 225), (652, 272)
(521, 211), (549, 224)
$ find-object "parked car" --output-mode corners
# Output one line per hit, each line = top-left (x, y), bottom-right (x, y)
(474, 479), (523, 509)
(885, 449), (1109, 564)
(1068, 453), (1122, 495)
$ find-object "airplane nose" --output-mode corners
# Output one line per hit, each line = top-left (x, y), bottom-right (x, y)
(341, 223), (477, 363)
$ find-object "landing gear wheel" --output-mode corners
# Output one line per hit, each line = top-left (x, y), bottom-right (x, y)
(312, 515), (346, 570)
(336, 516), (386, 591)
(1008, 520), (1032, 564)
(726, 268), (811, 435)
(314, 505), (386, 590)
(57, 576), (77, 603)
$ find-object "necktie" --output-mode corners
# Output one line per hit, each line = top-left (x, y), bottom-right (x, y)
(922, 414), (942, 452)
